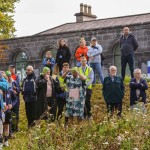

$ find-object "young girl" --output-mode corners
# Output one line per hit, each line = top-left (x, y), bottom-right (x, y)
(42, 51), (55, 75)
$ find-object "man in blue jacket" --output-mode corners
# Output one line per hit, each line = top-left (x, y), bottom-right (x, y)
(120, 27), (139, 81)
(103, 66), (124, 117)
(21, 65), (37, 128)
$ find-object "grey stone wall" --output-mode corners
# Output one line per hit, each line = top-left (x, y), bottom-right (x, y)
(0, 23), (150, 76)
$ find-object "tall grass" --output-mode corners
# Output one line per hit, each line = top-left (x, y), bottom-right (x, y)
(4, 84), (150, 150)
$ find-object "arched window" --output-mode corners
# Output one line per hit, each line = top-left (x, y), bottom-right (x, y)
(114, 44), (130, 76)
(13, 51), (29, 80)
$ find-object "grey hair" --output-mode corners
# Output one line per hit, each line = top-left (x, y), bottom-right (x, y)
(26, 65), (34, 71)
(109, 66), (117, 71)
(134, 68), (141, 74)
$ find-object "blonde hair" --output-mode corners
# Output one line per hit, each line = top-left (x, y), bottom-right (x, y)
(46, 51), (52, 57)
(52, 64), (59, 75)
(79, 38), (86, 44)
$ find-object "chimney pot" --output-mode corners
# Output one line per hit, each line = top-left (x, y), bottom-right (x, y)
(84, 4), (88, 14)
(88, 5), (91, 14)
(80, 3), (84, 12)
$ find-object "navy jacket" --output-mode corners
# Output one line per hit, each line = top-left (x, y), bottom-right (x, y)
(120, 33), (138, 56)
(129, 78), (148, 105)
(103, 75), (124, 103)
(4, 87), (17, 108)
(22, 72), (37, 102)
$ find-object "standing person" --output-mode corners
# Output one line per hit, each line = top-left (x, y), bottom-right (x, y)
(102, 66), (124, 117)
(0, 71), (8, 148)
(8, 64), (20, 131)
(120, 27), (139, 80)
(75, 38), (88, 67)
(55, 63), (70, 120)
(129, 68), (148, 112)
(42, 51), (55, 76)
(21, 66), (37, 128)
(62, 67), (86, 123)
(78, 57), (94, 119)
(56, 38), (71, 72)
(87, 37), (104, 84)
(36, 67), (57, 122)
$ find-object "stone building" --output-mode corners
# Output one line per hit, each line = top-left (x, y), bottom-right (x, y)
(0, 3), (150, 80)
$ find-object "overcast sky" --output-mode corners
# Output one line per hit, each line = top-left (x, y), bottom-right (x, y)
(13, 0), (150, 37)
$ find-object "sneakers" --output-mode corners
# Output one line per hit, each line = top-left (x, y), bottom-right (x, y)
(0, 143), (3, 149)
(4, 141), (9, 147)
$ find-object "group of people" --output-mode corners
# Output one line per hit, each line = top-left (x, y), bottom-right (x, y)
(0, 26), (148, 148)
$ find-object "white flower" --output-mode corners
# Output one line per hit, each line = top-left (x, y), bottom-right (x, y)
(103, 142), (109, 145)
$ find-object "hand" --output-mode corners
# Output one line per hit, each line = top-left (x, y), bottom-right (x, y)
(8, 104), (12, 109)
(66, 69), (70, 74)
(45, 75), (50, 81)
(47, 61), (51, 65)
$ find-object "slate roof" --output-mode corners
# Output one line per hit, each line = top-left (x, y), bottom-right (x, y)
(36, 13), (150, 35)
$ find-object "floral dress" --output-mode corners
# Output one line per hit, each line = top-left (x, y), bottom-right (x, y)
(65, 75), (86, 119)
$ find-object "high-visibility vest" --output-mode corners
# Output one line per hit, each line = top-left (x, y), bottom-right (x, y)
(79, 66), (92, 89)
(57, 75), (67, 91)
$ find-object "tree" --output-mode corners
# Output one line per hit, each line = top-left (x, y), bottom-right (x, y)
(0, 0), (19, 39)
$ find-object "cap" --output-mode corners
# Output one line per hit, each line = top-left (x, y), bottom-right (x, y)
(5, 70), (11, 76)
(9, 64), (15, 68)
(91, 37), (97, 41)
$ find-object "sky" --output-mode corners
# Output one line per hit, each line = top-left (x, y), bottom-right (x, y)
(13, 0), (150, 37)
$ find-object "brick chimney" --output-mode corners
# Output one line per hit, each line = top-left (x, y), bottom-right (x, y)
(74, 3), (97, 23)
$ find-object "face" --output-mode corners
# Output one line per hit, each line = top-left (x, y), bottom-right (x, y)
(7, 76), (12, 82)
(134, 70), (141, 79)
(62, 66), (69, 73)
(9, 67), (15, 74)
(26, 68), (33, 75)
(110, 67), (117, 76)
(45, 71), (50, 76)
(80, 40), (86, 48)
(72, 71), (78, 77)
(91, 40), (97, 46)
(60, 40), (65, 46)
(47, 52), (51, 58)
(123, 27), (129, 35)
(80, 58), (87, 66)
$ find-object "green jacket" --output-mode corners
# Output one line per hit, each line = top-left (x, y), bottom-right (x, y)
(102, 75), (124, 103)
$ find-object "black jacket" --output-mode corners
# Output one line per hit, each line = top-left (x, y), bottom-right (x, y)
(129, 78), (148, 106)
(35, 74), (58, 119)
(56, 46), (71, 65)
(103, 75), (124, 103)
(120, 33), (138, 56)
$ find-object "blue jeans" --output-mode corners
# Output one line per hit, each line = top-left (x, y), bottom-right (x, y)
(90, 62), (104, 84)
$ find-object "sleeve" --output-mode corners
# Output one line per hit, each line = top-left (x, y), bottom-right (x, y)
(139, 79), (148, 90)
(0, 77), (8, 91)
(51, 58), (55, 68)
(0, 93), (4, 110)
(66, 47), (71, 62)
(42, 58), (47, 66)
(11, 91), (17, 107)
(129, 79), (141, 89)
(87, 47), (91, 57)
(86, 69), (94, 87)
(36, 77), (47, 89)
(91, 45), (103, 57)
(75, 48), (81, 60)
(133, 36), (139, 51)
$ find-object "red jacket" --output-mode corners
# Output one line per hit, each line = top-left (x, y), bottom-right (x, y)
(75, 46), (88, 61)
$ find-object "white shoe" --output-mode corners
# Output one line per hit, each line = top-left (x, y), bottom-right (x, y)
(4, 141), (9, 147)
(0, 142), (3, 148)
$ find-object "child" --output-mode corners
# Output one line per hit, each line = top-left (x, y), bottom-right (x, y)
(3, 84), (17, 147)
(0, 90), (4, 148)
(42, 51), (55, 75)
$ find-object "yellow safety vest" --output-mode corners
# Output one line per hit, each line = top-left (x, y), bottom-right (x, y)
(79, 66), (92, 89)
(58, 75), (67, 91)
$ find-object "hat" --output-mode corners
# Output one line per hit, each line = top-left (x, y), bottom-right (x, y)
(42, 67), (50, 75)
(91, 37), (97, 41)
(9, 64), (15, 68)
(5, 70), (11, 76)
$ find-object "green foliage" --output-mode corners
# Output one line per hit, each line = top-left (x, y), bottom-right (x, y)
(0, 0), (19, 39)
(123, 75), (131, 84)
(4, 84), (150, 150)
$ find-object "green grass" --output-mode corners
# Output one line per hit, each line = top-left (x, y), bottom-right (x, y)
(4, 84), (150, 150)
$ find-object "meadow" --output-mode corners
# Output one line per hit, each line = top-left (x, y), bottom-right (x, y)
(4, 83), (150, 150)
